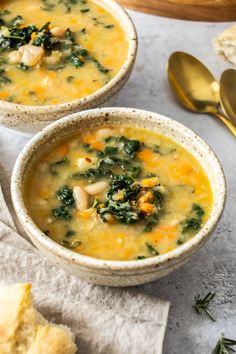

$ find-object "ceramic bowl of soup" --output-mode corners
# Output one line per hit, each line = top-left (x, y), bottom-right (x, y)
(11, 107), (226, 286)
(0, 0), (137, 133)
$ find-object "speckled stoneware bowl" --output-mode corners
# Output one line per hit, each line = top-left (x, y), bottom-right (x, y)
(11, 107), (226, 287)
(0, 0), (137, 134)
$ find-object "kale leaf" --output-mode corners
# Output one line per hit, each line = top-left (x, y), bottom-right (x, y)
(0, 24), (37, 50)
(181, 203), (205, 233)
(56, 186), (75, 207)
(96, 174), (141, 225)
(143, 217), (159, 232)
(146, 242), (159, 256)
(192, 203), (205, 217)
(52, 185), (75, 220)
(49, 157), (69, 175)
(59, 0), (87, 14)
(68, 50), (88, 68)
(33, 22), (54, 50)
(52, 205), (72, 220)
(18, 63), (29, 71)
(104, 146), (118, 155)
(0, 10), (10, 17)
(91, 57), (109, 74)
(103, 135), (141, 157)
(182, 218), (201, 233)
(122, 138), (140, 156)
(137, 255), (146, 260)
(11, 15), (24, 27)
(65, 230), (76, 237)
(73, 156), (142, 181)
(41, 0), (56, 11)
(61, 239), (81, 247)
(0, 68), (11, 86)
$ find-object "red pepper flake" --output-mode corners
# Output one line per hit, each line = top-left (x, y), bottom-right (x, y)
(85, 157), (92, 163)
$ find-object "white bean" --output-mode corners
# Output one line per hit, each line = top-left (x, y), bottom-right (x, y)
(73, 186), (89, 211)
(77, 157), (97, 172)
(158, 185), (168, 194)
(96, 128), (114, 140)
(51, 27), (66, 38)
(19, 45), (44, 67)
(9, 50), (22, 64)
(85, 181), (108, 196)
(0, 27), (10, 37)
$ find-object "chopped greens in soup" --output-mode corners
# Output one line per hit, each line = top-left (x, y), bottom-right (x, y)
(0, 0), (128, 105)
(25, 126), (213, 261)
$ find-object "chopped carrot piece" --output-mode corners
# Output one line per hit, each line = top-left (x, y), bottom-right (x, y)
(48, 71), (57, 79)
(97, 7), (105, 14)
(0, 91), (8, 100)
(51, 99), (60, 105)
(91, 141), (104, 150)
(122, 249), (132, 260)
(82, 132), (104, 150)
(141, 177), (159, 188)
(82, 132), (95, 144)
(38, 68), (46, 76)
(74, 79), (82, 86)
(180, 163), (193, 175)
(85, 43), (93, 51)
(138, 191), (154, 204)
(34, 87), (45, 95)
(104, 59), (113, 66)
(158, 225), (178, 233)
(137, 149), (160, 168)
(139, 203), (154, 215)
(137, 149), (153, 161)
(31, 32), (37, 40)
(57, 143), (69, 157)
(76, 209), (93, 220)
(37, 190), (50, 199)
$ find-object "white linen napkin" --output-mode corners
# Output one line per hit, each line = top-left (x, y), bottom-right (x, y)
(0, 181), (170, 354)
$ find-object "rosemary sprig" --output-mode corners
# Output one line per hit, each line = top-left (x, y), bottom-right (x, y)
(213, 335), (236, 354)
(194, 292), (216, 322)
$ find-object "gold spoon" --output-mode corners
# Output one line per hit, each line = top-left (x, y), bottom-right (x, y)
(220, 68), (236, 127)
(167, 51), (236, 136)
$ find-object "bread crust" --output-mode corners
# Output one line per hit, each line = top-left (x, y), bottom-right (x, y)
(0, 284), (77, 354)
(214, 24), (236, 65)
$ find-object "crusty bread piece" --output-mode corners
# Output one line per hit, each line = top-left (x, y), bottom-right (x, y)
(0, 283), (77, 354)
(27, 325), (78, 354)
(214, 24), (236, 65)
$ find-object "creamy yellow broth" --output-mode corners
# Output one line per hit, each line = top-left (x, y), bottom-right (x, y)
(25, 126), (213, 261)
(0, 0), (128, 105)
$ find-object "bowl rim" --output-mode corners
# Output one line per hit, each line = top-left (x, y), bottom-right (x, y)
(11, 107), (227, 271)
(0, 0), (137, 112)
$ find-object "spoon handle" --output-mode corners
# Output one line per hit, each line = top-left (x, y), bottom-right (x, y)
(214, 112), (236, 137)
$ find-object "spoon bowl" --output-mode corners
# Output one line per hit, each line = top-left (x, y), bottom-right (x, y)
(168, 51), (236, 136)
(220, 69), (236, 126)
(168, 51), (219, 114)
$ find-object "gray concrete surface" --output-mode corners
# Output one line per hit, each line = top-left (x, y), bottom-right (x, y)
(0, 11), (235, 354)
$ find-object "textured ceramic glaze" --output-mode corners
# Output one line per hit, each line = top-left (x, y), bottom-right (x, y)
(11, 108), (226, 287)
(0, 0), (137, 133)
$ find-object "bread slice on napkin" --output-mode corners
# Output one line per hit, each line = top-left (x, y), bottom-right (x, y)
(0, 283), (77, 354)
(214, 24), (236, 65)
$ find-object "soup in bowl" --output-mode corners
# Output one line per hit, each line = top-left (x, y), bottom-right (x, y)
(0, 0), (137, 132)
(11, 108), (226, 286)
